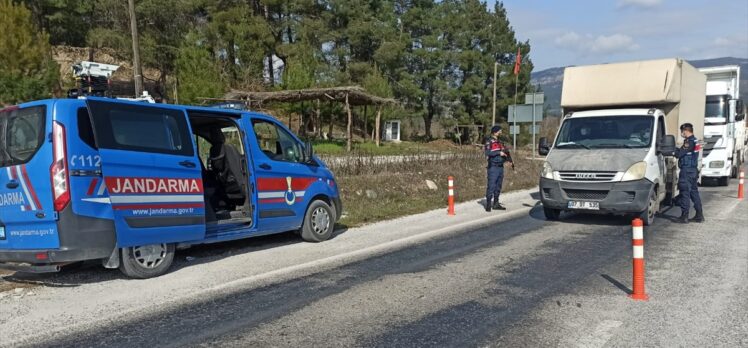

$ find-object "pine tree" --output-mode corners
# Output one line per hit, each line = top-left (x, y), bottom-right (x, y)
(0, 0), (60, 105)
(175, 36), (225, 105)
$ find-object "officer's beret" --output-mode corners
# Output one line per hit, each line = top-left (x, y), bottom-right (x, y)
(491, 125), (502, 133)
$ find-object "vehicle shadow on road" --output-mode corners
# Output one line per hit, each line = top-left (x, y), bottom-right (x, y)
(2, 226), (351, 287)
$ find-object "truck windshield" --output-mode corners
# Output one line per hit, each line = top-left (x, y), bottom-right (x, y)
(554, 116), (654, 149)
(0, 106), (46, 167)
(705, 95), (727, 120)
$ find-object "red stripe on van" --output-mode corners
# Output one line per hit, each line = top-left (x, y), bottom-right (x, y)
(21, 165), (42, 210)
(257, 177), (316, 191)
(87, 178), (99, 196)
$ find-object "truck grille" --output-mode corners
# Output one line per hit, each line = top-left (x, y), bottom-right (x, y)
(558, 171), (617, 182)
(564, 189), (609, 200)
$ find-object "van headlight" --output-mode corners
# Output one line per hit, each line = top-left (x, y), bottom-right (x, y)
(621, 161), (647, 181)
(541, 162), (554, 179)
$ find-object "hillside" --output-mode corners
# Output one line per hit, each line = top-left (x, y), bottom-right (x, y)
(532, 57), (748, 116)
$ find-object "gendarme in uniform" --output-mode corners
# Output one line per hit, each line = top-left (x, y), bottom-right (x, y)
(674, 122), (703, 223)
(484, 125), (508, 212)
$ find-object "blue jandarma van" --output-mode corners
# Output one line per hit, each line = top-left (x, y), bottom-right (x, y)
(0, 98), (341, 278)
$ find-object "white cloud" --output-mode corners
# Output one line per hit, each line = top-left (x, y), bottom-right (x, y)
(554, 31), (640, 54)
(617, 0), (663, 9)
(591, 34), (640, 53)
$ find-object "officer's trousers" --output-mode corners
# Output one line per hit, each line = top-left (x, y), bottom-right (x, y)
(677, 168), (702, 215)
(486, 165), (504, 205)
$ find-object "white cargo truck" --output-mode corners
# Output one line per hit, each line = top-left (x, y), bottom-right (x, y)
(538, 58), (706, 225)
(698, 65), (746, 185)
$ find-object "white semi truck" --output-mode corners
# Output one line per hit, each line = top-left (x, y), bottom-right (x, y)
(538, 58), (706, 225)
(698, 65), (746, 185)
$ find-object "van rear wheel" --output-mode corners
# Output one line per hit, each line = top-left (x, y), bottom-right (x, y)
(119, 243), (175, 279)
(300, 200), (334, 242)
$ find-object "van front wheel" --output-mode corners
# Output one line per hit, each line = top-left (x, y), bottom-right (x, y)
(119, 243), (175, 279)
(300, 200), (334, 242)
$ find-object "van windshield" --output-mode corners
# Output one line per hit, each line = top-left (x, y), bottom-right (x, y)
(554, 115), (654, 149)
(0, 106), (46, 167)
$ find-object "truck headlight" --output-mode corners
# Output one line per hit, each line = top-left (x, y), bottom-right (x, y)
(709, 161), (725, 168)
(622, 161), (647, 181)
(542, 162), (554, 179)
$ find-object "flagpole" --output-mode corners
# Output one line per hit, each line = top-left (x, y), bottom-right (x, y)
(513, 71), (518, 151)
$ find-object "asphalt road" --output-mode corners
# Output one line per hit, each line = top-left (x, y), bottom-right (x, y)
(7, 178), (741, 348)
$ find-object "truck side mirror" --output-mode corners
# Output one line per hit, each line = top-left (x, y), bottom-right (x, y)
(659, 135), (676, 156)
(538, 137), (550, 156)
(736, 99), (745, 121)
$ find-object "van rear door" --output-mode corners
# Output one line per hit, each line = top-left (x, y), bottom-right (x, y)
(0, 105), (59, 249)
(85, 99), (205, 247)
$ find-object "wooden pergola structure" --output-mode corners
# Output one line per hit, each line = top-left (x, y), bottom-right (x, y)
(205, 86), (397, 151)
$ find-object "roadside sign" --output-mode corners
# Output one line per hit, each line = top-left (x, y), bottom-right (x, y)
(508, 104), (544, 123)
(509, 125), (520, 135)
(525, 92), (544, 105)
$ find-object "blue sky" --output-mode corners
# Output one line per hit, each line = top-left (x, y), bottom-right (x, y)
(489, 0), (748, 71)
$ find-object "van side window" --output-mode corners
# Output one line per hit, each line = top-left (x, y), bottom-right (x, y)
(87, 102), (194, 157)
(252, 120), (303, 163)
(657, 116), (666, 142)
(77, 108), (96, 149)
(1, 106), (46, 166)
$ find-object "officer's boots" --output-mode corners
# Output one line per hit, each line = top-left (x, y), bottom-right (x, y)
(492, 200), (506, 210)
(690, 210), (705, 223)
(676, 212), (689, 224)
(485, 201), (492, 212)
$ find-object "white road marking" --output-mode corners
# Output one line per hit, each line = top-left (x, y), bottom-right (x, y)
(573, 319), (623, 348)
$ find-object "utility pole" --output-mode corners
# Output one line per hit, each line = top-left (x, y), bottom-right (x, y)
(128, 0), (144, 96)
(492, 62), (497, 126)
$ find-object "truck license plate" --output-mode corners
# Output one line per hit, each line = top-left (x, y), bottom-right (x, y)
(567, 201), (600, 210)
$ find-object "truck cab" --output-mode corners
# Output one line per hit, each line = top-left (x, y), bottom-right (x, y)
(699, 66), (745, 185)
(0, 98), (342, 278)
(539, 109), (677, 225)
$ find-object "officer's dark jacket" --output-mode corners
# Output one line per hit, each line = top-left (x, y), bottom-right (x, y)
(675, 135), (700, 169)
(484, 136), (506, 166)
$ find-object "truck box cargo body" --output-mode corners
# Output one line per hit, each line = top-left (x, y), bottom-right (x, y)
(698, 65), (746, 185)
(538, 58), (706, 224)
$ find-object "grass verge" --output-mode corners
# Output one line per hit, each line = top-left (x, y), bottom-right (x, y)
(332, 149), (543, 227)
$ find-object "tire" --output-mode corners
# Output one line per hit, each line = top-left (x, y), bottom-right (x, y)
(638, 189), (657, 226)
(543, 206), (561, 220)
(718, 176), (729, 186)
(119, 243), (175, 279)
(300, 200), (335, 242)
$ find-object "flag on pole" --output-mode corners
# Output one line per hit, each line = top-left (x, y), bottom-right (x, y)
(513, 47), (521, 75)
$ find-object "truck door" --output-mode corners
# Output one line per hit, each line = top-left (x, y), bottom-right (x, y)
(86, 99), (205, 247)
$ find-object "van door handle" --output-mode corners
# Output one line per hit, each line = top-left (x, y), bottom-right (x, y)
(259, 163), (272, 170)
(6, 181), (19, 189)
(179, 160), (196, 168)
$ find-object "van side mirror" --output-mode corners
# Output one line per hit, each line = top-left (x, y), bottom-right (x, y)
(304, 142), (314, 163)
(538, 137), (550, 156)
(659, 135), (676, 156)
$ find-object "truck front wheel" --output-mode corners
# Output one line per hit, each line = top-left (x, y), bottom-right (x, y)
(119, 243), (175, 279)
(638, 189), (657, 226)
(543, 206), (561, 220)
